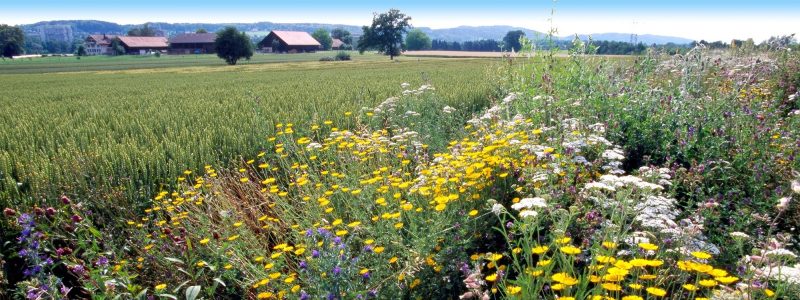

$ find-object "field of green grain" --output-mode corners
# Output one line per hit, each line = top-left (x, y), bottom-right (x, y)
(0, 55), (497, 209)
(0, 51), (392, 74)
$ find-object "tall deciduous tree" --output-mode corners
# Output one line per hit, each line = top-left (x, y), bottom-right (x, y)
(503, 30), (526, 52)
(312, 28), (333, 51)
(127, 23), (157, 37)
(357, 9), (412, 60)
(0, 24), (25, 58)
(405, 29), (431, 51)
(214, 27), (253, 65)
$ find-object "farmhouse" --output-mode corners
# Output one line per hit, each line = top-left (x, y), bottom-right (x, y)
(258, 31), (321, 53)
(84, 34), (118, 55)
(332, 38), (345, 50)
(116, 36), (169, 55)
(169, 33), (217, 54)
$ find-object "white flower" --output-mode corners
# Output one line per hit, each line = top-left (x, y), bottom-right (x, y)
(792, 180), (800, 194)
(519, 210), (538, 218)
(511, 197), (547, 211)
(729, 232), (750, 239)
(602, 149), (625, 161)
(306, 142), (322, 150)
(502, 92), (519, 104)
(777, 197), (792, 210)
(491, 203), (505, 215)
(443, 106), (456, 114)
(401, 82), (410, 89)
(765, 248), (798, 259)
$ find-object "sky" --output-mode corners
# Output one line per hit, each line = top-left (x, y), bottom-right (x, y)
(3, 0), (799, 42)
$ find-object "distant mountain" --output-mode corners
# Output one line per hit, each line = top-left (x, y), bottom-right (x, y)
(564, 33), (694, 45)
(419, 25), (546, 42)
(19, 20), (692, 46)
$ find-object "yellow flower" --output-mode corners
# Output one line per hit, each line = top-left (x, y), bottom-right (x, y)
(691, 251), (712, 260)
(715, 276), (738, 284)
(683, 284), (699, 291)
(699, 279), (717, 287)
(506, 285), (522, 295)
(628, 283), (643, 290)
(646, 287), (667, 297)
(764, 289), (775, 297)
(257, 292), (273, 299)
(559, 245), (581, 255)
(556, 237), (572, 244)
(154, 283), (167, 291)
(596, 255), (617, 264)
(622, 296), (643, 300)
(389, 257), (398, 264)
(638, 243), (659, 251)
(488, 253), (504, 261)
(485, 273), (498, 282)
(639, 274), (657, 280)
(550, 283), (565, 291)
(601, 282), (622, 291)
(347, 221), (362, 227)
(199, 238), (210, 245)
(532, 245), (549, 255)
(560, 297), (575, 300)
(468, 210), (478, 217)
(551, 272), (578, 286)
(602, 241), (618, 249)
(394, 222), (404, 229)
(373, 246), (385, 254)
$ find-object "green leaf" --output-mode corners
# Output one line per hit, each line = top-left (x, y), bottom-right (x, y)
(185, 285), (201, 300)
(157, 294), (178, 300)
(135, 288), (148, 300)
(213, 278), (226, 287)
(88, 226), (102, 238)
(172, 280), (191, 294)
(164, 257), (185, 264)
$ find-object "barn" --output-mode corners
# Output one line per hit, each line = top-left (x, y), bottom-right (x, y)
(258, 31), (321, 53)
(84, 34), (118, 55)
(169, 33), (217, 54)
(331, 38), (345, 50)
(116, 36), (169, 55)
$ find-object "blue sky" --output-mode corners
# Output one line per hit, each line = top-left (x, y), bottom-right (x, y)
(4, 0), (799, 42)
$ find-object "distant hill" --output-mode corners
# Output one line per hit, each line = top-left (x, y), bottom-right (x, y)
(564, 33), (694, 45)
(19, 20), (693, 46)
(420, 25), (546, 42)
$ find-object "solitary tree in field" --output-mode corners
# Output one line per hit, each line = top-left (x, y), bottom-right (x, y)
(405, 29), (431, 51)
(75, 44), (87, 57)
(0, 24), (25, 58)
(312, 28), (333, 51)
(215, 27), (254, 65)
(503, 30), (526, 51)
(357, 9), (412, 60)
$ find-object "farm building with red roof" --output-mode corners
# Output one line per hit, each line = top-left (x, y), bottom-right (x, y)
(258, 31), (321, 53)
(116, 36), (169, 55)
(84, 34), (118, 55)
(331, 38), (345, 50)
(169, 33), (217, 54)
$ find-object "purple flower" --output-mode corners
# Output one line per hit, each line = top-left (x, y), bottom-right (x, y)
(300, 292), (310, 300)
(333, 237), (342, 244)
(305, 229), (313, 237)
(312, 250), (320, 258)
(299, 260), (307, 270)
(96, 256), (109, 267)
(332, 266), (341, 276)
(362, 271), (371, 280)
(363, 245), (373, 253)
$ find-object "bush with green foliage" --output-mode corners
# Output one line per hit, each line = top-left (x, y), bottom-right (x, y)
(214, 27), (254, 65)
(335, 51), (351, 61)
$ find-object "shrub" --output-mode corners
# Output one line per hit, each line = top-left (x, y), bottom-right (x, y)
(335, 51), (351, 61)
(319, 56), (335, 61)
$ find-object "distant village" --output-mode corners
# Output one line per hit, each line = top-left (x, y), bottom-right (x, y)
(84, 30), (346, 55)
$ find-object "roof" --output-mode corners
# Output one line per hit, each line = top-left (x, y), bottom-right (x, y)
(270, 31), (321, 46)
(117, 36), (169, 48)
(87, 34), (117, 46)
(332, 38), (344, 48)
(169, 33), (217, 44)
